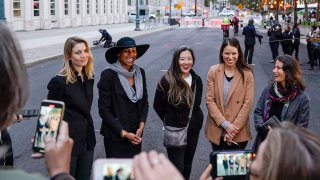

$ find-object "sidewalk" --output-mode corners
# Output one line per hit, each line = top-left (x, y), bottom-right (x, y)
(15, 22), (173, 66)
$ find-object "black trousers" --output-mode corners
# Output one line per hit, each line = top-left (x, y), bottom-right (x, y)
(166, 133), (200, 180)
(244, 45), (254, 64)
(70, 150), (94, 180)
(292, 43), (300, 60)
(269, 42), (279, 61)
(104, 138), (141, 158)
(210, 137), (248, 151)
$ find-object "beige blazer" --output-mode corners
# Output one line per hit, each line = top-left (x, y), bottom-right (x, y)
(205, 64), (254, 145)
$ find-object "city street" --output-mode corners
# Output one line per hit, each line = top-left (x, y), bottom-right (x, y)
(9, 26), (320, 179)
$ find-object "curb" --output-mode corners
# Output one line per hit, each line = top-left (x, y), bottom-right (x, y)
(24, 26), (175, 67)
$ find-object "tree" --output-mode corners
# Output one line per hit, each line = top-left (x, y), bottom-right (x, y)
(304, 0), (309, 21)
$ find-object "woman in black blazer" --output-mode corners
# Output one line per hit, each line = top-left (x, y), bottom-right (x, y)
(98, 37), (149, 158)
(47, 37), (96, 180)
(153, 46), (204, 180)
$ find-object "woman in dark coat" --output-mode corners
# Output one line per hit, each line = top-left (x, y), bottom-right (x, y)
(268, 24), (282, 63)
(47, 36), (96, 180)
(281, 25), (293, 55)
(98, 37), (149, 158)
(253, 55), (310, 151)
(153, 46), (203, 180)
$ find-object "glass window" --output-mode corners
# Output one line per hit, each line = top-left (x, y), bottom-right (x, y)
(86, 0), (90, 14)
(110, 0), (113, 13)
(64, 0), (69, 15)
(33, 0), (40, 16)
(104, 0), (106, 14)
(50, 0), (55, 16)
(13, 0), (21, 17)
(128, 0), (131, 6)
(76, 0), (80, 14)
(96, 0), (98, 14)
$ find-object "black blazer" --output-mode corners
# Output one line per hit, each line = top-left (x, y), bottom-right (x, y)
(47, 75), (96, 155)
(97, 68), (149, 141)
(153, 70), (204, 134)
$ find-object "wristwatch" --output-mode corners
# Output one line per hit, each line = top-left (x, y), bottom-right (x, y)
(120, 130), (127, 138)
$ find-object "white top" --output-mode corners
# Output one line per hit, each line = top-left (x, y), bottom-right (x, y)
(184, 74), (192, 87)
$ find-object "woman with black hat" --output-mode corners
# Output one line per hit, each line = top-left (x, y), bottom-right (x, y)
(98, 37), (149, 158)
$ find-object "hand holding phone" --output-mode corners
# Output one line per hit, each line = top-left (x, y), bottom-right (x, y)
(32, 100), (65, 153)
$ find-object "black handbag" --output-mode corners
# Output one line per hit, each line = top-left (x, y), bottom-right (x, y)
(163, 84), (196, 148)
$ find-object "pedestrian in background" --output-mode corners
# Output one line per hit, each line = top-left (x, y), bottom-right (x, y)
(98, 29), (112, 48)
(242, 19), (263, 65)
(98, 37), (149, 158)
(205, 38), (254, 151)
(267, 23), (282, 63)
(153, 46), (203, 179)
(0, 21), (74, 180)
(47, 36), (96, 180)
(253, 54), (310, 151)
(292, 23), (301, 62)
(281, 25), (293, 55)
(306, 25), (316, 67)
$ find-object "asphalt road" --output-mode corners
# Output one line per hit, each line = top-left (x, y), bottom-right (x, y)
(10, 27), (320, 179)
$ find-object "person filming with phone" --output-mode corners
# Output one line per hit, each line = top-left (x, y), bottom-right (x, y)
(0, 22), (74, 180)
(253, 54), (310, 152)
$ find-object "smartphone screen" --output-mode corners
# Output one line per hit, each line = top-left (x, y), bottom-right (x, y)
(211, 150), (255, 179)
(93, 159), (133, 180)
(33, 100), (64, 153)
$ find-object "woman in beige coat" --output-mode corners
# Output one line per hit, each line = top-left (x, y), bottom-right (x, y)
(205, 37), (254, 150)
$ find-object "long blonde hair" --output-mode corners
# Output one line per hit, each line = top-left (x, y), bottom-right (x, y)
(59, 36), (94, 83)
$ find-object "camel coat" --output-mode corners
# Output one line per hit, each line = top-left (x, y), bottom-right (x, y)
(205, 64), (254, 145)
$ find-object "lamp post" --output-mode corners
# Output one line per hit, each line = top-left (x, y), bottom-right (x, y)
(0, 0), (6, 22)
(195, 0), (197, 16)
(135, 0), (141, 31)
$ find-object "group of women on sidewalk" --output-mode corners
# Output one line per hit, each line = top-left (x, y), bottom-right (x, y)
(45, 35), (310, 180)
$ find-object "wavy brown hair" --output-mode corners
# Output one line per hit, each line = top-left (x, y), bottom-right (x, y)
(272, 55), (305, 90)
(219, 37), (252, 81)
(161, 46), (195, 108)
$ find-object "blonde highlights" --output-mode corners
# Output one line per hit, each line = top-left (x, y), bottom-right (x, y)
(59, 37), (94, 83)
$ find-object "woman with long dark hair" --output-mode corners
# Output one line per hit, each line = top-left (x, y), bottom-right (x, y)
(154, 46), (203, 179)
(205, 37), (254, 151)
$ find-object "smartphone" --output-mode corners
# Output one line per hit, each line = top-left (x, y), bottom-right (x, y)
(93, 158), (133, 180)
(210, 150), (255, 180)
(32, 100), (65, 153)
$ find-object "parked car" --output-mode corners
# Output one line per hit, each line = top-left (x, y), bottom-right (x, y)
(182, 11), (195, 17)
(219, 10), (235, 16)
(128, 12), (137, 23)
(149, 13), (156, 19)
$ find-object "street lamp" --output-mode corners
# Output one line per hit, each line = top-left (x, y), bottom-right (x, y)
(0, 0), (6, 22)
(135, 0), (141, 31)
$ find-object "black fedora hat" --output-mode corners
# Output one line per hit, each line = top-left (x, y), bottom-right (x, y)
(105, 37), (150, 64)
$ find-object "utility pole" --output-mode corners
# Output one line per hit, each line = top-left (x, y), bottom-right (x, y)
(135, 0), (141, 31)
(195, 0), (197, 16)
(0, 0), (6, 22)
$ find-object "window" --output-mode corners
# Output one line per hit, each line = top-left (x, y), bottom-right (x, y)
(86, 0), (90, 14)
(110, 0), (113, 13)
(33, 0), (40, 16)
(128, 0), (131, 6)
(104, 0), (106, 14)
(13, 0), (21, 17)
(64, 0), (69, 15)
(96, 0), (98, 14)
(76, 0), (80, 14)
(50, 0), (55, 16)
(117, 0), (119, 13)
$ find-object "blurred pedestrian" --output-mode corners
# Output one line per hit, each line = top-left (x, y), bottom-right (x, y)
(306, 26), (316, 67)
(242, 19), (263, 65)
(0, 21), (74, 180)
(98, 29), (113, 48)
(292, 23), (301, 62)
(267, 23), (282, 63)
(205, 38), (254, 151)
(153, 46), (203, 179)
(253, 55), (310, 152)
(281, 25), (293, 55)
(98, 37), (149, 158)
(47, 36), (96, 180)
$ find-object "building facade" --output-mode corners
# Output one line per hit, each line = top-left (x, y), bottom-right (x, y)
(4, 0), (127, 31)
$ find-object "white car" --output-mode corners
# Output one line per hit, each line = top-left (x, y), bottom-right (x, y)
(219, 10), (235, 16)
(128, 12), (137, 23)
(182, 11), (195, 17)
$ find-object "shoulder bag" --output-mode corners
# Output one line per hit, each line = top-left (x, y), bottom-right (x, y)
(163, 84), (196, 148)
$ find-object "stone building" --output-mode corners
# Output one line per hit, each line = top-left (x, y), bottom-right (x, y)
(3, 0), (127, 31)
